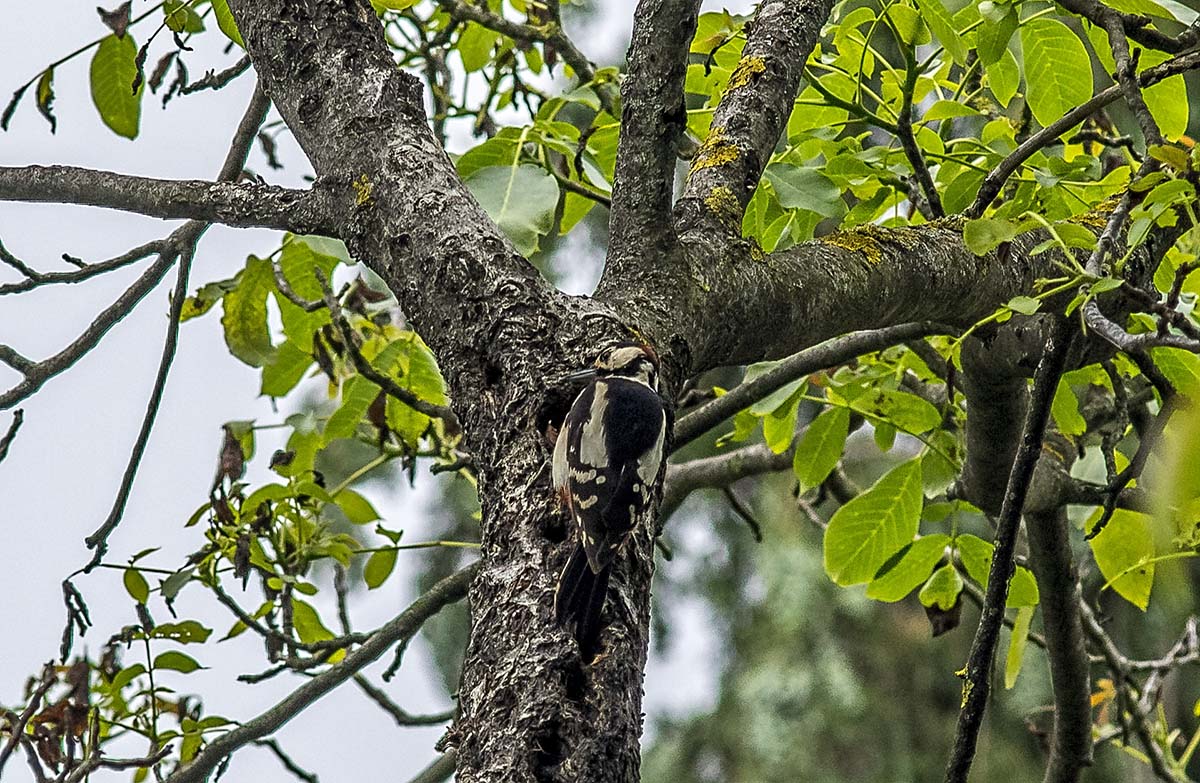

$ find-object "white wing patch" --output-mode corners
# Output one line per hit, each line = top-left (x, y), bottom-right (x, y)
(578, 384), (610, 468)
(552, 421), (569, 491)
(636, 409), (666, 483)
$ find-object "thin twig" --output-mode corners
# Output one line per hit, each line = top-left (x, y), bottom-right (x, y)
(968, 50), (1200, 217)
(251, 738), (319, 783)
(0, 240), (163, 296)
(0, 662), (55, 778)
(162, 564), (477, 783)
(673, 322), (953, 449)
(316, 270), (461, 431)
(353, 675), (456, 727)
(180, 55), (252, 95)
(0, 408), (23, 464)
(721, 487), (763, 542)
(83, 84), (274, 571)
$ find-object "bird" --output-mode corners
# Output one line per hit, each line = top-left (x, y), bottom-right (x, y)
(552, 342), (667, 656)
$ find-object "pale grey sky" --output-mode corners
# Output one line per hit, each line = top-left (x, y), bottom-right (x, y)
(0, 2), (751, 780)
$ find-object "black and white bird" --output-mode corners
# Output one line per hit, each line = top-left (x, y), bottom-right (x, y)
(552, 343), (667, 655)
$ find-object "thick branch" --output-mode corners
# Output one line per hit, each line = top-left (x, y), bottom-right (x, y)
(678, 0), (832, 217)
(164, 564), (475, 783)
(599, 0), (701, 290)
(944, 317), (1074, 783)
(0, 165), (335, 233)
(1025, 508), (1093, 783)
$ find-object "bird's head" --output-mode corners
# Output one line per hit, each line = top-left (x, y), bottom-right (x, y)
(595, 342), (659, 390)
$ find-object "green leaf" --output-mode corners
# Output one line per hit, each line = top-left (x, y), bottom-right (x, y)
(90, 34), (143, 139)
(762, 389), (802, 454)
(764, 165), (844, 218)
(221, 256), (276, 367)
(160, 568), (194, 602)
(984, 47), (1019, 108)
(1150, 347), (1200, 400)
(1020, 18), (1094, 129)
(364, 548), (398, 589)
(278, 235), (342, 300)
(1051, 380), (1086, 436)
(464, 164), (560, 256)
(915, 0), (966, 64)
(560, 191), (596, 235)
(35, 68), (56, 132)
(1087, 508), (1155, 610)
(1006, 295), (1041, 315)
(794, 406), (850, 492)
(291, 599), (335, 644)
(976, 7), (1017, 66)
(1005, 605), (1035, 689)
(210, 0), (244, 47)
(923, 100), (981, 121)
(153, 651), (204, 673)
(964, 217), (1018, 255)
(850, 388), (941, 434)
(918, 563), (963, 610)
(458, 23), (500, 73)
(336, 489), (381, 524)
(824, 460), (924, 586)
(261, 340), (313, 398)
(955, 534), (1040, 606)
(124, 567), (150, 604)
(867, 534), (950, 601)
(151, 620), (213, 644)
(164, 0), (204, 33)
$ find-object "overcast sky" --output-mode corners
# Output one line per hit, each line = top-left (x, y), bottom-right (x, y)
(0, 3), (760, 781)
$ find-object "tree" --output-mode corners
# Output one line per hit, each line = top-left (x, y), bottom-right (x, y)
(1, 0), (1200, 781)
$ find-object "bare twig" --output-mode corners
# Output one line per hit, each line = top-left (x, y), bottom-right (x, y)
(180, 55), (253, 95)
(353, 675), (455, 727)
(0, 662), (55, 778)
(163, 563), (476, 783)
(0, 409), (23, 464)
(83, 84), (275, 571)
(721, 487), (764, 542)
(0, 240), (164, 296)
(251, 738), (319, 783)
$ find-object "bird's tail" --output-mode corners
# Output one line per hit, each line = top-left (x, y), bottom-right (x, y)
(553, 545), (611, 657)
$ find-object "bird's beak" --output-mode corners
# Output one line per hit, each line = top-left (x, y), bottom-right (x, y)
(564, 367), (597, 383)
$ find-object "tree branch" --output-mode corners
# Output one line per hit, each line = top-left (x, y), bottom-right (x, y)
(599, 0), (701, 290)
(944, 316), (1074, 783)
(1024, 508), (1093, 783)
(0, 239), (164, 296)
(662, 442), (791, 516)
(968, 50), (1200, 218)
(1057, 0), (1200, 54)
(0, 165), (335, 233)
(678, 0), (832, 221)
(673, 322), (952, 448)
(164, 564), (476, 783)
(83, 82), (275, 571)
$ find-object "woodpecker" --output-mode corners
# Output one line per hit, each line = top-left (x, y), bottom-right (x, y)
(552, 342), (667, 655)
